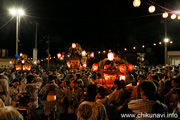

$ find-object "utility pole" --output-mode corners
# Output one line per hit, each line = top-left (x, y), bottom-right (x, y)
(164, 18), (168, 65)
(47, 36), (50, 69)
(33, 22), (38, 62)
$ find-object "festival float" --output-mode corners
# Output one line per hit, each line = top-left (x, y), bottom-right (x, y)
(97, 52), (133, 92)
(10, 54), (35, 71)
(66, 43), (87, 70)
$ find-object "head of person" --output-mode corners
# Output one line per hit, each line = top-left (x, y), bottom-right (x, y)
(171, 76), (180, 87)
(87, 84), (98, 101)
(90, 75), (96, 82)
(137, 75), (146, 83)
(172, 88), (180, 102)
(12, 79), (19, 88)
(96, 73), (102, 79)
(139, 81), (157, 100)
(113, 79), (122, 89)
(26, 75), (34, 84)
(0, 106), (23, 120)
(97, 86), (105, 98)
(48, 75), (54, 83)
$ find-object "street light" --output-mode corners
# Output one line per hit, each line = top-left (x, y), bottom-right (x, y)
(9, 8), (25, 56)
(164, 38), (169, 65)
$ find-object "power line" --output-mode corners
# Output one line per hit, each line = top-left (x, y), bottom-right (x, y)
(0, 17), (14, 30)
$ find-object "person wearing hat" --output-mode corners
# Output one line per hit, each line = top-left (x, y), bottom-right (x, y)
(0, 74), (9, 102)
(5, 78), (21, 106)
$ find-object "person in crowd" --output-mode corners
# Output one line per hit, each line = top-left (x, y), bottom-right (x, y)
(21, 73), (43, 120)
(131, 75), (146, 100)
(63, 79), (85, 120)
(171, 88), (180, 117)
(0, 106), (24, 120)
(0, 74), (9, 102)
(96, 86), (110, 114)
(82, 72), (89, 88)
(128, 81), (167, 120)
(89, 75), (97, 85)
(56, 78), (69, 120)
(5, 78), (21, 106)
(125, 71), (136, 85)
(165, 76), (180, 111)
(64, 70), (74, 86)
(77, 84), (108, 120)
(96, 73), (102, 86)
(39, 75), (59, 120)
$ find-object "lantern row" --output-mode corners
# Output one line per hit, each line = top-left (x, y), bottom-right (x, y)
(133, 0), (180, 20)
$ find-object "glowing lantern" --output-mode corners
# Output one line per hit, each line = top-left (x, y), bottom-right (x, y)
(83, 63), (87, 68)
(9, 61), (13, 64)
(141, 57), (144, 62)
(107, 52), (114, 61)
(178, 15), (180, 20)
(162, 12), (168, 18)
(92, 63), (98, 72)
(82, 50), (86, 57)
(57, 53), (61, 59)
(21, 60), (25, 64)
(90, 52), (94, 58)
(133, 0), (141, 7)
(120, 74), (126, 80)
(120, 64), (126, 73)
(171, 14), (176, 20)
(102, 78), (105, 85)
(72, 43), (76, 48)
(33, 61), (37, 64)
(20, 53), (23, 57)
(67, 61), (71, 68)
(148, 5), (155, 13)
(128, 64), (133, 71)
(104, 65), (108, 69)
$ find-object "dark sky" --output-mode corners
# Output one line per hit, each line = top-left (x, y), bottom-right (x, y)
(0, 0), (180, 58)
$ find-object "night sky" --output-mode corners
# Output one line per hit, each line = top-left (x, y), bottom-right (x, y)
(0, 0), (180, 59)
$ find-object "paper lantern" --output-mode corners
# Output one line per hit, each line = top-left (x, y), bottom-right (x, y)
(72, 43), (76, 48)
(107, 52), (114, 61)
(120, 74), (126, 80)
(171, 14), (176, 20)
(92, 63), (98, 72)
(90, 52), (94, 58)
(128, 64), (133, 71)
(120, 64), (126, 73)
(141, 57), (144, 62)
(21, 60), (25, 64)
(133, 0), (141, 7)
(149, 5), (155, 13)
(162, 12), (168, 18)
(57, 53), (61, 59)
(82, 50), (86, 57)
(83, 63), (87, 68)
(9, 61), (13, 64)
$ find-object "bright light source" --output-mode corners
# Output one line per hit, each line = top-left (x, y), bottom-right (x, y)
(142, 45), (145, 48)
(133, 47), (136, 50)
(18, 9), (25, 16)
(9, 8), (25, 16)
(170, 41), (173, 44)
(153, 43), (156, 46)
(159, 42), (162, 45)
(98, 51), (101, 54)
(103, 50), (106, 53)
(164, 38), (169, 43)
(124, 48), (127, 51)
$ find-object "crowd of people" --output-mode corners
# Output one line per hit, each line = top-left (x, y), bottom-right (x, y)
(0, 65), (180, 120)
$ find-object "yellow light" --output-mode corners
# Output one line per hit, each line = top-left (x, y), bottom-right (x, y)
(171, 14), (177, 20)
(153, 43), (156, 46)
(159, 42), (162, 45)
(178, 15), (180, 20)
(162, 12), (168, 18)
(170, 41), (173, 44)
(149, 5), (155, 13)
(133, 0), (141, 7)
(124, 48), (127, 51)
(164, 38), (169, 43)
(142, 45), (145, 48)
(133, 47), (136, 50)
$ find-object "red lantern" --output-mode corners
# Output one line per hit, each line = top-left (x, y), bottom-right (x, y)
(82, 50), (86, 57)
(107, 52), (114, 61)
(9, 61), (13, 64)
(141, 57), (144, 62)
(149, 5), (155, 13)
(92, 63), (98, 72)
(72, 43), (76, 48)
(33, 61), (37, 64)
(102, 78), (105, 85)
(90, 52), (94, 58)
(162, 12), (168, 19)
(120, 64), (126, 73)
(57, 53), (61, 59)
(128, 64), (133, 71)
(120, 74), (126, 80)
(104, 65), (108, 69)
(133, 0), (141, 7)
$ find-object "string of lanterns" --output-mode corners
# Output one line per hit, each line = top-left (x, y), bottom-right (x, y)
(133, 0), (180, 20)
